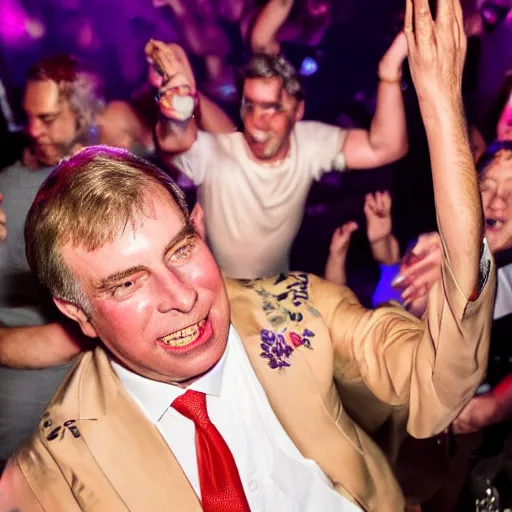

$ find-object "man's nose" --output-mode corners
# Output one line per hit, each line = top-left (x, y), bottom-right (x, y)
(26, 118), (44, 139)
(489, 193), (507, 211)
(156, 270), (198, 314)
(251, 108), (271, 129)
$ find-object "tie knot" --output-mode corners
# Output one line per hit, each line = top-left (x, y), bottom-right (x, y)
(172, 389), (211, 429)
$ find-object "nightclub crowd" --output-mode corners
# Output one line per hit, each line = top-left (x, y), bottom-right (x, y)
(0, 0), (512, 510)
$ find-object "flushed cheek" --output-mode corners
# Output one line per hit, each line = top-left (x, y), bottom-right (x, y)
(96, 296), (155, 337)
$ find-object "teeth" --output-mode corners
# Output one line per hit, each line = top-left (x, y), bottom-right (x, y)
(251, 130), (269, 143)
(160, 319), (206, 347)
(486, 219), (504, 229)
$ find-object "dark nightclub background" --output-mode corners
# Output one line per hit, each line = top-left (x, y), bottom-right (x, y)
(0, 0), (511, 304)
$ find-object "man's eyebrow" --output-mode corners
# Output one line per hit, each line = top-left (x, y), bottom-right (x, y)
(162, 222), (196, 257)
(95, 265), (147, 293)
(37, 111), (61, 119)
(243, 95), (280, 106)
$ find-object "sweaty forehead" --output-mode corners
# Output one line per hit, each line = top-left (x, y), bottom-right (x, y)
(23, 80), (65, 115)
(243, 77), (291, 104)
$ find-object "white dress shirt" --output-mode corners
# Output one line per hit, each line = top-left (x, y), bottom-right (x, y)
(113, 325), (361, 511)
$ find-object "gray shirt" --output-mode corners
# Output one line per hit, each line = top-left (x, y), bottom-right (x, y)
(0, 162), (71, 465)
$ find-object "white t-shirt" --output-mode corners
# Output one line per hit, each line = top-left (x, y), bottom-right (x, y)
(174, 121), (347, 279)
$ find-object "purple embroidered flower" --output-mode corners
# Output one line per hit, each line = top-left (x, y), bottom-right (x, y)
(261, 329), (276, 345)
(260, 329), (294, 369)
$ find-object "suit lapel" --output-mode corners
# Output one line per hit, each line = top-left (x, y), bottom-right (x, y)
(77, 348), (202, 511)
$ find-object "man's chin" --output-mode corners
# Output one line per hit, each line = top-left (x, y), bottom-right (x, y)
(34, 149), (61, 167)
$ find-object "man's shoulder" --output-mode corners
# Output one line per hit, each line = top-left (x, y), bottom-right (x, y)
(194, 129), (241, 148)
(293, 120), (342, 141)
(226, 272), (314, 296)
(0, 160), (24, 180)
(0, 160), (53, 188)
(225, 271), (349, 301)
(225, 272), (350, 316)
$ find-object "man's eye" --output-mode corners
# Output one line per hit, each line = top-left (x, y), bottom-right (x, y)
(171, 243), (195, 262)
(41, 116), (57, 125)
(112, 280), (136, 298)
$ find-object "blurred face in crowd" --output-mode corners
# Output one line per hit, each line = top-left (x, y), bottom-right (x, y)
(480, 149), (512, 253)
(241, 77), (304, 163)
(56, 187), (230, 385)
(23, 79), (79, 167)
(497, 99), (512, 141)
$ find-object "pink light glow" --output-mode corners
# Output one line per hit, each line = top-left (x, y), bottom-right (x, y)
(0, 0), (44, 45)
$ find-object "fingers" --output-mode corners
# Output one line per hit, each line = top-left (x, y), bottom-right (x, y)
(413, 231), (442, 255)
(330, 222), (358, 252)
(338, 221), (359, 241)
(453, 0), (464, 29)
(413, 0), (435, 41)
(148, 40), (178, 81)
(399, 246), (442, 281)
(365, 191), (391, 217)
(405, 0), (414, 33)
(364, 193), (376, 214)
(401, 266), (439, 301)
(376, 190), (391, 212)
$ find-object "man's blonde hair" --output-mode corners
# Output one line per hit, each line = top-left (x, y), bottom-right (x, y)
(25, 146), (189, 309)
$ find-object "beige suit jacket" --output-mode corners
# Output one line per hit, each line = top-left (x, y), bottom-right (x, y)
(0, 257), (495, 511)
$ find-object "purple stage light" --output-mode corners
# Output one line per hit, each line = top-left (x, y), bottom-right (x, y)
(300, 57), (319, 77)
(0, 0), (44, 45)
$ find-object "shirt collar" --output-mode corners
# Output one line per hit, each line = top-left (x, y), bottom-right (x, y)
(112, 327), (233, 423)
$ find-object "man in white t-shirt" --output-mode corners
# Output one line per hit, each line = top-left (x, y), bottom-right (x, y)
(153, 36), (409, 279)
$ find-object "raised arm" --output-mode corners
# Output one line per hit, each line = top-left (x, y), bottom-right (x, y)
(343, 33), (409, 169)
(250, 0), (294, 54)
(324, 221), (358, 286)
(149, 41), (235, 158)
(365, 191), (400, 265)
(148, 40), (199, 155)
(197, 92), (236, 134)
(317, 0), (495, 440)
(406, 0), (482, 297)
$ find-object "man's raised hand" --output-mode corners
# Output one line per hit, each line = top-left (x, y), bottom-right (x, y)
(404, 0), (466, 105)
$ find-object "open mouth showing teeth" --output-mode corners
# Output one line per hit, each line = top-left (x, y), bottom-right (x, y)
(486, 218), (504, 229)
(159, 319), (207, 348)
(250, 130), (269, 144)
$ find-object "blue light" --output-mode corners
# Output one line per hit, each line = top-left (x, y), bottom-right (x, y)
(299, 57), (319, 77)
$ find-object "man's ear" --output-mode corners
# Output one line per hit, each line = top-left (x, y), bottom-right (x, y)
(295, 100), (305, 122)
(53, 297), (98, 339)
(190, 203), (205, 238)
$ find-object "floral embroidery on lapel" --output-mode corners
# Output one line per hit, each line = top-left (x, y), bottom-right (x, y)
(242, 273), (318, 369)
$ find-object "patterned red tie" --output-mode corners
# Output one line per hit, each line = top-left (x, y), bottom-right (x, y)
(172, 390), (251, 512)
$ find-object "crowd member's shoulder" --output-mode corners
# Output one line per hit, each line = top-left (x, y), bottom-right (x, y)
(0, 160), (25, 177)
(293, 120), (344, 141)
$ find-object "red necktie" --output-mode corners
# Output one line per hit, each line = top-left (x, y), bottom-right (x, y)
(172, 390), (251, 512)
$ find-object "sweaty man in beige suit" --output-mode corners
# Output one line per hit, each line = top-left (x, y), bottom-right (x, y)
(0, 0), (496, 510)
